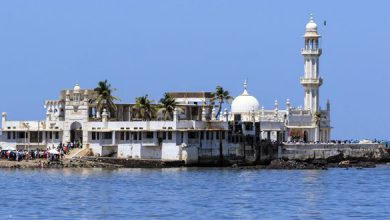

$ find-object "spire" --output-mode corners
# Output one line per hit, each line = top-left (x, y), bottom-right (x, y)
(242, 79), (249, 95)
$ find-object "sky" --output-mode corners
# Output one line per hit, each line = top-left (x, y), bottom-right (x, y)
(0, 0), (389, 140)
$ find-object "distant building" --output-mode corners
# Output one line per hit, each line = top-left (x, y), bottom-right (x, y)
(0, 15), (331, 163)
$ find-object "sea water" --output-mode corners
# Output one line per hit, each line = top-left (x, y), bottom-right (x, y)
(1, 166), (390, 219)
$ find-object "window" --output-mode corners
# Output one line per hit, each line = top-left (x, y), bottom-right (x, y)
(55, 132), (59, 140)
(18, 132), (25, 139)
(216, 131), (220, 140)
(7, 132), (11, 140)
(120, 132), (125, 141)
(92, 132), (96, 140)
(126, 132), (130, 141)
(245, 123), (253, 131)
(49, 132), (52, 140)
(146, 132), (154, 139)
(206, 131), (209, 140)
(133, 132), (138, 140)
(210, 132), (213, 140)
(167, 131), (172, 140)
(163, 132), (167, 140)
(103, 132), (112, 139)
(188, 132), (198, 139)
(222, 131), (226, 140)
(138, 132), (142, 140)
(200, 131), (204, 139)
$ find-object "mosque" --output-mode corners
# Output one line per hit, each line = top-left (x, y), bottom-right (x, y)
(0, 15), (331, 163)
(229, 15), (331, 143)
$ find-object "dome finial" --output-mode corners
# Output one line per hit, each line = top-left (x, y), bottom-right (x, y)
(243, 79), (249, 95)
(305, 13), (318, 32)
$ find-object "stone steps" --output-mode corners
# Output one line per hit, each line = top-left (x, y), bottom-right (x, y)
(65, 148), (84, 159)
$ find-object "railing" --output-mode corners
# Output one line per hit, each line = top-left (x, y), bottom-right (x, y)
(300, 77), (323, 85)
(301, 48), (322, 54)
(141, 139), (159, 146)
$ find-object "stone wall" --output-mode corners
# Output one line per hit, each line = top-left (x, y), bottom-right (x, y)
(280, 143), (389, 162)
(81, 157), (184, 168)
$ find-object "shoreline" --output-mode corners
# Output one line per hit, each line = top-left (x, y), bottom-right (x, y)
(0, 157), (385, 169)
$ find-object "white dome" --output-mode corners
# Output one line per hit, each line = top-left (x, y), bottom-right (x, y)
(73, 84), (81, 91)
(231, 81), (260, 113)
(305, 15), (318, 31)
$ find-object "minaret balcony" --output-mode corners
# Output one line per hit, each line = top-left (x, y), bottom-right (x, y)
(300, 77), (323, 86)
(301, 48), (322, 55)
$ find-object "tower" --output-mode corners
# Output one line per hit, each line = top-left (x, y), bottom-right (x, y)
(300, 15), (323, 114)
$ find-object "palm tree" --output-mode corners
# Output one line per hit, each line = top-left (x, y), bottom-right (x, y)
(314, 112), (322, 142)
(211, 86), (233, 119)
(132, 95), (156, 121)
(158, 93), (177, 120)
(92, 80), (120, 117)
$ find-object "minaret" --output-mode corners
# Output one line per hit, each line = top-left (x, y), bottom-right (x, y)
(300, 14), (323, 113)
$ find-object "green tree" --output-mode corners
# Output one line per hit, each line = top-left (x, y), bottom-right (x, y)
(158, 93), (177, 120)
(92, 80), (120, 117)
(211, 86), (233, 119)
(132, 95), (156, 121)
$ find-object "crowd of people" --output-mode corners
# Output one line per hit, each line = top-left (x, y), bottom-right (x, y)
(0, 141), (83, 161)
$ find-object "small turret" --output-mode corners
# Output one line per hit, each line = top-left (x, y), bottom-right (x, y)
(286, 99), (291, 110)
(2, 112), (7, 125)
(83, 90), (89, 102)
(173, 108), (179, 122)
(65, 90), (70, 102)
(274, 99), (279, 119)
(102, 109), (108, 122)
(327, 99), (330, 111)
(223, 108), (228, 122)
(211, 106), (216, 120)
(201, 106), (207, 121)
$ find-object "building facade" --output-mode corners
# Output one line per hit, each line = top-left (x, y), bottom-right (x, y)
(1, 88), (234, 164)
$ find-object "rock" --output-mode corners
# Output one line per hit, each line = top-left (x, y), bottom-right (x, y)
(339, 160), (350, 165)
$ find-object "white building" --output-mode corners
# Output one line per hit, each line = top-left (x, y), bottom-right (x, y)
(228, 15), (331, 143)
(0, 15), (331, 163)
(1, 88), (234, 164)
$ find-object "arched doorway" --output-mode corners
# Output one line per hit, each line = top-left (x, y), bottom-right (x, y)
(70, 122), (83, 144)
(303, 130), (308, 143)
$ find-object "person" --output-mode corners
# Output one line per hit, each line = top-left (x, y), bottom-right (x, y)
(64, 145), (68, 154)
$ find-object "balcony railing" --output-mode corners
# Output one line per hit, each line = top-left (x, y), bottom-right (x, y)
(301, 48), (322, 55)
(300, 77), (323, 85)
